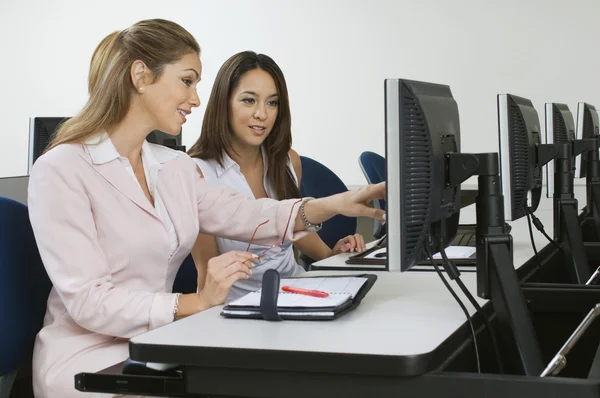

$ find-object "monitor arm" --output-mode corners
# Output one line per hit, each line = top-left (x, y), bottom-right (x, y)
(446, 152), (544, 376)
(552, 142), (591, 283)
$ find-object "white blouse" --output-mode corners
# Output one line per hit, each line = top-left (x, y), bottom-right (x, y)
(193, 147), (305, 301)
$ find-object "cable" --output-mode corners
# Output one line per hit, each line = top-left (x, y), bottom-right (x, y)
(438, 245), (504, 373)
(425, 243), (481, 374)
(526, 207), (563, 252)
(525, 207), (542, 270)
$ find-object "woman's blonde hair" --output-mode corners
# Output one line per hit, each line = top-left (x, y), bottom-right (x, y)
(47, 19), (200, 151)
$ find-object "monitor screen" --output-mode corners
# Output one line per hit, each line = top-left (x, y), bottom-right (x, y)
(574, 102), (599, 179)
(146, 129), (183, 150)
(498, 94), (544, 221)
(385, 79), (462, 272)
(28, 117), (70, 173)
(545, 103), (575, 198)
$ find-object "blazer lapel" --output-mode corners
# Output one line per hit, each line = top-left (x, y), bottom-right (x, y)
(82, 153), (159, 218)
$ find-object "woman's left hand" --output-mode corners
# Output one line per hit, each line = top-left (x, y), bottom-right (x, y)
(332, 234), (366, 256)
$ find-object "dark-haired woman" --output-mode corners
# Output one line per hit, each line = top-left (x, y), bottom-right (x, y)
(188, 51), (366, 301)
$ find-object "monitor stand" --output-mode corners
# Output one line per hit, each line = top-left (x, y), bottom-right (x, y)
(552, 142), (591, 284)
(471, 153), (544, 376)
(448, 152), (544, 375)
(581, 137), (600, 241)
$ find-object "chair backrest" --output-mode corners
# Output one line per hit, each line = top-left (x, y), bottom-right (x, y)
(358, 151), (387, 239)
(299, 156), (357, 249)
(172, 254), (198, 294)
(0, 197), (52, 376)
(358, 151), (386, 211)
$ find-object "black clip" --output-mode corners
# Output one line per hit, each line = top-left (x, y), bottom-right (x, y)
(259, 269), (282, 321)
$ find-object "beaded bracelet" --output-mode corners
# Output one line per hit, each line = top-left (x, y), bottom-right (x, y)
(299, 198), (323, 233)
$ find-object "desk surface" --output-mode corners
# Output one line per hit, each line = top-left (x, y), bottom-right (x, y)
(130, 271), (486, 376)
(129, 187), (586, 377)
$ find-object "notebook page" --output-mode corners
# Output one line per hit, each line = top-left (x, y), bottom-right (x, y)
(280, 277), (367, 299)
(228, 277), (368, 308)
(228, 291), (349, 308)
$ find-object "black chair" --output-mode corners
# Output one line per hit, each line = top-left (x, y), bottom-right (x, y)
(0, 196), (52, 397)
(299, 156), (357, 265)
(172, 254), (198, 294)
(358, 151), (386, 238)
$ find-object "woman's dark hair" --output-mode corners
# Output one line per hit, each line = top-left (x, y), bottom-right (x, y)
(188, 51), (299, 200)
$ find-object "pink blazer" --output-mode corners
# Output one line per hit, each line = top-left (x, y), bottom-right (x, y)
(28, 142), (306, 397)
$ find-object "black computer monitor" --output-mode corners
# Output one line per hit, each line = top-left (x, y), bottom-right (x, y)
(28, 117), (70, 173)
(545, 103), (576, 198)
(574, 102), (599, 179)
(28, 118), (185, 174)
(146, 129), (185, 151)
(497, 94), (556, 222)
(385, 79), (464, 272)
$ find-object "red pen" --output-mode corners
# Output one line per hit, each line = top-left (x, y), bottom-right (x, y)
(281, 286), (329, 298)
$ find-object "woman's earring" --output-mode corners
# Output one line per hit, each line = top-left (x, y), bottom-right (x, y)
(139, 87), (145, 93)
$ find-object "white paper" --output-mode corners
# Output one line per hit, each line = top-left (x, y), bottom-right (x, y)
(362, 246), (475, 261)
(431, 246), (476, 260)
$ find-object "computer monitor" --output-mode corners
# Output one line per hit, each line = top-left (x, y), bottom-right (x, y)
(28, 117), (70, 173)
(545, 103), (576, 199)
(385, 79), (464, 272)
(28, 118), (185, 174)
(146, 129), (185, 151)
(498, 94), (556, 221)
(574, 102), (599, 179)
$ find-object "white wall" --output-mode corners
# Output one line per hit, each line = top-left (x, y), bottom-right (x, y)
(1, 0), (599, 186)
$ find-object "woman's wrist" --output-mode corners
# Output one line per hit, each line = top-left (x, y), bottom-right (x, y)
(195, 291), (213, 312)
(175, 292), (211, 320)
(302, 196), (338, 225)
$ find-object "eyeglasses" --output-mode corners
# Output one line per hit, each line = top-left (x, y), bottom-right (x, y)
(246, 199), (302, 266)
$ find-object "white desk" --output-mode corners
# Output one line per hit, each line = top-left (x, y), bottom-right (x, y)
(130, 271), (486, 377)
(128, 193), (577, 373)
(0, 176), (28, 204)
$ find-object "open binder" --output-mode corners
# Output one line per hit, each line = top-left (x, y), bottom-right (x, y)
(221, 271), (377, 321)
